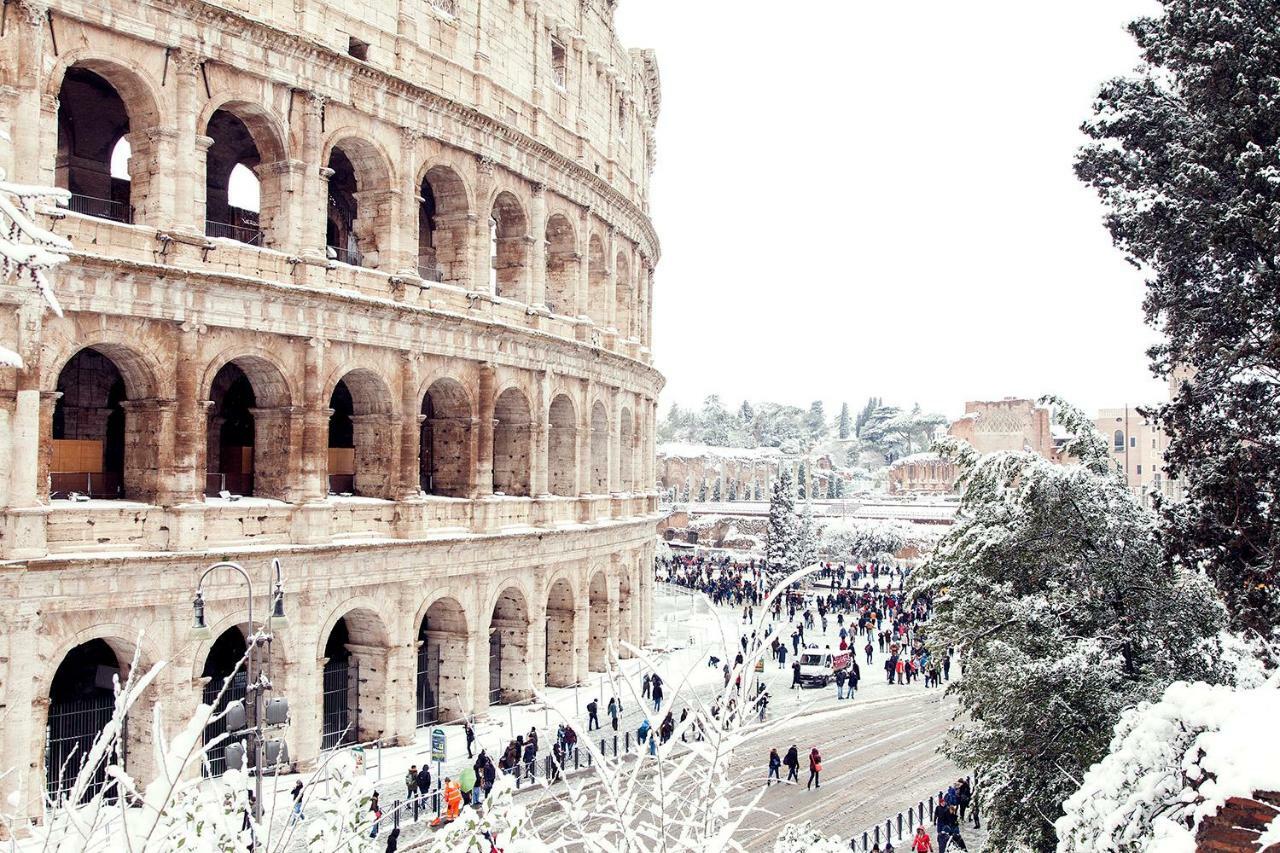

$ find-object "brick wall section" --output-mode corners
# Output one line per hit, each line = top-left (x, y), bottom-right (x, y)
(1196, 791), (1280, 852)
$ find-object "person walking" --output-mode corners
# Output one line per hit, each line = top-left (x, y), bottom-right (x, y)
(651, 678), (664, 712)
(767, 748), (782, 786)
(865, 640), (874, 665)
(642, 673), (651, 698)
(806, 747), (822, 790)
(911, 826), (933, 852)
(791, 659), (802, 689)
(834, 666), (847, 700)
(416, 764), (432, 809)
(405, 766), (418, 801)
(587, 698), (600, 731)
(289, 780), (305, 825)
(608, 696), (619, 731)
(849, 660), (860, 698)
(783, 745), (800, 783)
(464, 720), (476, 758)
(368, 792), (382, 838)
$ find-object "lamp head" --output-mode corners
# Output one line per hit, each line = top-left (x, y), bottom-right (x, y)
(190, 589), (212, 641)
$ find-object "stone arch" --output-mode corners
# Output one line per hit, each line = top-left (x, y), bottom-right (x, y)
(200, 99), (288, 247)
(40, 630), (158, 804)
(197, 624), (250, 777)
(418, 162), (471, 285)
(615, 251), (633, 337)
(324, 133), (394, 268)
(327, 368), (396, 498)
(203, 353), (294, 500)
(588, 569), (611, 672)
(489, 190), (529, 300)
(420, 377), (473, 497)
(50, 55), (163, 225)
(319, 605), (390, 747)
(619, 405), (635, 492)
(587, 233), (609, 326)
(545, 213), (578, 316)
(590, 400), (609, 493)
(487, 585), (531, 704)
(544, 576), (577, 687)
(493, 386), (532, 497)
(547, 393), (578, 497)
(49, 344), (161, 501)
(415, 595), (470, 725)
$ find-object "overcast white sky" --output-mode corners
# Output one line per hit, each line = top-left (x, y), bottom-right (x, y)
(615, 0), (1168, 421)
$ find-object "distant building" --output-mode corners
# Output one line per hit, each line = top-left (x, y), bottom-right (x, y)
(1093, 406), (1181, 507)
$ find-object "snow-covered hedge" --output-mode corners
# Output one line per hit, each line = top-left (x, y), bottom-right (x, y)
(1056, 675), (1279, 853)
(820, 517), (938, 561)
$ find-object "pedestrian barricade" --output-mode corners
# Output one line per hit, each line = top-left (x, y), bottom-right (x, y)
(848, 772), (979, 852)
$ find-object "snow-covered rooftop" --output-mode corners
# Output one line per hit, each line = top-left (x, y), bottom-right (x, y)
(657, 442), (785, 461)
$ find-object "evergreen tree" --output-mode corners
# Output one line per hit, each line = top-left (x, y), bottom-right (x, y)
(738, 400), (754, 424)
(832, 476), (844, 498)
(854, 397), (881, 437)
(837, 402), (851, 440)
(711, 479), (721, 502)
(909, 398), (1232, 851)
(795, 502), (818, 569)
(796, 463), (807, 499)
(753, 482), (762, 501)
(1077, 0), (1280, 637)
(697, 481), (707, 502)
(727, 479), (738, 501)
(766, 467), (797, 571)
(804, 400), (826, 441)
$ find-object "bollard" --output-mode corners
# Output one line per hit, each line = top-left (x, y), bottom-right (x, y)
(903, 810), (909, 833)
(862, 831), (868, 851)
(885, 819), (891, 842)
(874, 826), (880, 847)
(601, 738), (606, 757)
(625, 732), (631, 752)
(929, 795), (934, 814)
(612, 735), (618, 757)
(919, 802), (924, 824)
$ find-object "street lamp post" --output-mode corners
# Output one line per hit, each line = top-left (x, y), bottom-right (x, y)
(190, 558), (288, 837)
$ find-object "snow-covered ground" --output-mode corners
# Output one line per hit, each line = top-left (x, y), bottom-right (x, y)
(252, 576), (956, 849)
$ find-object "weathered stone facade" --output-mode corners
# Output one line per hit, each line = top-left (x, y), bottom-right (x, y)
(657, 443), (845, 502)
(0, 0), (661, 820)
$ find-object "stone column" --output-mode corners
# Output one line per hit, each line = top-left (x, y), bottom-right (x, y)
(170, 320), (206, 504)
(472, 156), (495, 293)
(352, 413), (398, 499)
(9, 1), (46, 184)
(475, 364), (495, 496)
(529, 183), (548, 307)
(299, 338), (330, 501)
(645, 268), (655, 349)
(531, 371), (549, 496)
(171, 48), (204, 233)
(608, 387), (620, 493)
(251, 406), (301, 501)
(299, 93), (329, 258)
(576, 378), (592, 495)
(398, 354), (422, 499)
(396, 129), (424, 276)
(126, 127), (175, 228)
(8, 296), (43, 510)
(576, 207), (592, 318)
(572, 603), (590, 684)
(605, 226), (618, 331)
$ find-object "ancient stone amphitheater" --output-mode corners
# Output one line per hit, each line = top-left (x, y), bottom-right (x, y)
(0, 0), (661, 818)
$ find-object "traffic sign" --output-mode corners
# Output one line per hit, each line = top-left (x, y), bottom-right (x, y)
(431, 727), (447, 762)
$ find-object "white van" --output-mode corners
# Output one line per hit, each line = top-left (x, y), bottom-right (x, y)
(797, 647), (850, 687)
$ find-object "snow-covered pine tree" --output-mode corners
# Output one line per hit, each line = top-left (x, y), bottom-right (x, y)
(697, 481), (707, 502)
(796, 463), (807, 499)
(711, 479), (721, 501)
(766, 467), (797, 572)
(909, 397), (1235, 852)
(804, 400), (826, 442)
(727, 478), (738, 501)
(795, 502), (818, 570)
(837, 402), (851, 440)
(0, 129), (71, 367)
(1077, 0), (1280, 638)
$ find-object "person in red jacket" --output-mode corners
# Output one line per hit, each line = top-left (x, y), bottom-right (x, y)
(911, 826), (934, 852)
(806, 747), (822, 789)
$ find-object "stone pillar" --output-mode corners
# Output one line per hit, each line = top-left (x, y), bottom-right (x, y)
(251, 406), (302, 501)
(608, 387), (621, 493)
(472, 156), (495, 293)
(352, 413), (398, 499)
(8, 296), (43, 510)
(257, 159), (303, 252)
(645, 268), (655, 349)
(9, 1), (46, 184)
(605, 226), (618, 330)
(576, 378), (592, 495)
(299, 338), (330, 502)
(128, 127), (175, 228)
(572, 603), (590, 684)
(576, 207), (592, 318)
(399, 355), (422, 498)
(531, 371), (549, 496)
(396, 129), (424, 276)
(171, 48), (204, 233)
(300, 93), (328, 258)
(529, 183), (548, 307)
(170, 320), (206, 504)
(475, 364), (495, 496)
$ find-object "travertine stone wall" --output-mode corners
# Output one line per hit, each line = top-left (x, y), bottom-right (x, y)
(0, 0), (663, 822)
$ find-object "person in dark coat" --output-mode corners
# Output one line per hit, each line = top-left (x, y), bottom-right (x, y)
(783, 745), (800, 783)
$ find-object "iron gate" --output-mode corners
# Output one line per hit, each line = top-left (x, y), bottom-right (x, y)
(201, 671), (248, 777)
(416, 641), (441, 727)
(45, 697), (120, 804)
(321, 659), (359, 750)
(488, 630), (502, 705)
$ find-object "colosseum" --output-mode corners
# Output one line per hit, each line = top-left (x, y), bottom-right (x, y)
(0, 0), (661, 820)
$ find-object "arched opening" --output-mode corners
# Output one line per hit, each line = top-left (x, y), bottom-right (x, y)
(545, 214), (577, 316)
(46, 639), (124, 802)
(547, 394), (577, 497)
(490, 191), (528, 299)
(488, 587), (530, 705)
(416, 598), (469, 726)
(203, 108), (269, 244)
(55, 66), (133, 222)
(206, 363), (255, 497)
(587, 234), (608, 325)
(590, 400), (609, 494)
(544, 578), (576, 687)
(615, 251), (633, 337)
(321, 610), (388, 748)
(200, 627), (248, 777)
(51, 348), (128, 499)
(418, 165), (470, 285)
(326, 146), (361, 266)
(328, 370), (394, 498)
(493, 388), (532, 497)
(588, 571), (610, 672)
(619, 406), (634, 491)
(420, 378), (472, 497)
(325, 139), (390, 268)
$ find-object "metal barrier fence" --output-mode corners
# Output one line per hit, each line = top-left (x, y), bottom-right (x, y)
(848, 773), (979, 852)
